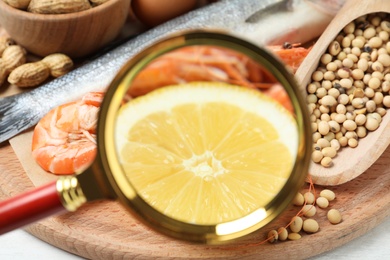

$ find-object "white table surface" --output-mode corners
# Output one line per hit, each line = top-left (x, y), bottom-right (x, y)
(0, 217), (389, 259)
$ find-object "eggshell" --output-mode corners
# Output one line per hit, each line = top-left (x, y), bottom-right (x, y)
(131, 0), (197, 27)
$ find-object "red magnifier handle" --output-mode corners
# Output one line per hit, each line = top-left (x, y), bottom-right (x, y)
(0, 180), (67, 235)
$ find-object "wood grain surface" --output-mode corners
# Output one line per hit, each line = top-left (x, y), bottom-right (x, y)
(1, 0), (390, 258)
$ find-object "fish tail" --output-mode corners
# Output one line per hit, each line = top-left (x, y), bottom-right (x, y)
(0, 94), (40, 143)
(305, 0), (346, 16)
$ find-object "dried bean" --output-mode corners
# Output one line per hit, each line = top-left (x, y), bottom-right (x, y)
(316, 197), (329, 208)
(278, 227), (288, 241)
(290, 216), (303, 233)
(320, 189), (336, 201)
(293, 192), (304, 206)
(321, 156), (332, 167)
(306, 12), (390, 168)
(304, 192), (315, 204)
(302, 205), (317, 217)
(268, 230), (278, 243)
(288, 233), (301, 240)
(303, 219), (320, 233)
(327, 209), (342, 224)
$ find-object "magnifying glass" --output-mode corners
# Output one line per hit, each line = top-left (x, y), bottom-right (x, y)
(0, 31), (311, 243)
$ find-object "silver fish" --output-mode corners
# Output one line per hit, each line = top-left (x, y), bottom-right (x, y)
(0, 0), (344, 143)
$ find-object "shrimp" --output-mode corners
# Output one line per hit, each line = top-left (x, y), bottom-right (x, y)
(128, 45), (279, 97)
(128, 44), (308, 111)
(263, 83), (294, 113)
(32, 44), (307, 174)
(31, 92), (104, 175)
(267, 43), (311, 73)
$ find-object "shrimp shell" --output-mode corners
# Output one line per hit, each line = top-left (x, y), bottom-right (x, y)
(128, 46), (278, 97)
(128, 45), (309, 111)
(31, 92), (103, 174)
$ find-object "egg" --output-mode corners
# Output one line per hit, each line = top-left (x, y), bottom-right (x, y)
(131, 0), (197, 27)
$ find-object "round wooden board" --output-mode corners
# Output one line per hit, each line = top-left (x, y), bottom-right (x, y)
(1, 1), (390, 257)
(0, 142), (389, 259)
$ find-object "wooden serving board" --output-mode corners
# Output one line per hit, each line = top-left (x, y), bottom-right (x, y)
(1, 1), (390, 258)
(0, 140), (390, 259)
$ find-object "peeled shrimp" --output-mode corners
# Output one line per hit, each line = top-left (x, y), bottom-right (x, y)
(32, 92), (103, 174)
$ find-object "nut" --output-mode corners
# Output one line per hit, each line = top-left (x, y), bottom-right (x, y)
(3, 0), (31, 9)
(0, 37), (15, 56)
(0, 59), (7, 86)
(28, 0), (92, 14)
(2, 45), (27, 72)
(0, 36), (73, 88)
(42, 53), (74, 77)
(89, 0), (110, 6)
(8, 61), (50, 87)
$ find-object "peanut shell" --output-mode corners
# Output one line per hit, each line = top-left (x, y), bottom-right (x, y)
(0, 59), (7, 86)
(0, 37), (15, 56)
(8, 61), (50, 87)
(2, 45), (27, 72)
(42, 53), (74, 77)
(28, 0), (91, 14)
(89, 0), (110, 6)
(3, 0), (31, 9)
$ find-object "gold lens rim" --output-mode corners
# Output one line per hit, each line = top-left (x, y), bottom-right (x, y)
(96, 30), (312, 243)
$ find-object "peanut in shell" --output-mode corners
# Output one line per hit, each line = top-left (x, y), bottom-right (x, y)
(89, 0), (110, 6)
(0, 37), (15, 56)
(0, 59), (7, 86)
(8, 61), (50, 87)
(3, 0), (31, 9)
(42, 53), (74, 78)
(2, 45), (27, 72)
(28, 0), (92, 14)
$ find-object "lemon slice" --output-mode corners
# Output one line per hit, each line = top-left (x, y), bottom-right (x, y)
(115, 82), (298, 225)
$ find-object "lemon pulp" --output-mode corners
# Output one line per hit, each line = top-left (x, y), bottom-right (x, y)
(115, 82), (298, 225)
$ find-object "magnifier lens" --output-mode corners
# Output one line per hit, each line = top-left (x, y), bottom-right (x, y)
(100, 32), (311, 242)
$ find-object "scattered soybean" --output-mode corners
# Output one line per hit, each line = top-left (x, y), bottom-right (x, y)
(303, 219), (320, 233)
(327, 209), (342, 224)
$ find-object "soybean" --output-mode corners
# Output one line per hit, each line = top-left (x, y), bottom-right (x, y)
(321, 156), (333, 167)
(278, 227), (288, 241)
(290, 216), (303, 233)
(303, 219), (320, 233)
(322, 147), (337, 158)
(268, 230), (278, 243)
(312, 150), (324, 163)
(327, 209), (342, 224)
(293, 192), (305, 206)
(302, 205), (317, 217)
(318, 121), (330, 135)
(365, 117), (380, 131)
(320, 189), (336, 201)
(304, 192), (315, 204)
(316, 197), (330, 208)
(288, 233), (301, 240)
(306, 12), (390, 168)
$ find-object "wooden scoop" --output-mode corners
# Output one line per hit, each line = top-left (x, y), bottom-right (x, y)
(295, 0), (390, 186)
